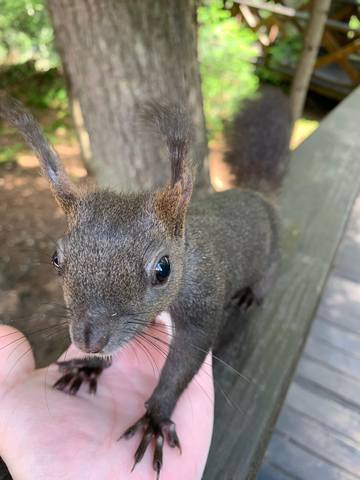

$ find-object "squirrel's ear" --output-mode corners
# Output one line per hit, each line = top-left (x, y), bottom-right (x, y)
(0, 95), (78, 213)
(154, 173), (193, 237)
(147, 103), (194, 237)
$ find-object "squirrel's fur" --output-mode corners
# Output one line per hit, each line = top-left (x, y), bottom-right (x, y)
(0, 89), (290, 475)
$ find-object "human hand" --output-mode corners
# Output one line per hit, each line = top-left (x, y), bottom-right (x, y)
(0, 314), (214, 480)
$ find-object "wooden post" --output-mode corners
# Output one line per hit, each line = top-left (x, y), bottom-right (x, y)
(290, 0), (332, 122)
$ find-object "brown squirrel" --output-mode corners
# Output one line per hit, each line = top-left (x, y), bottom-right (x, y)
(0, 87), (291, 478)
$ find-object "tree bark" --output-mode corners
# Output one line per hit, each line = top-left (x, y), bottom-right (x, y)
(290, 0), (332, 122)
(47, 0), (208, 192)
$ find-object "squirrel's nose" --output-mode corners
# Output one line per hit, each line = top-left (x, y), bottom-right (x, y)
(85, 337), (108, 354)
(79, 324), (109, 354)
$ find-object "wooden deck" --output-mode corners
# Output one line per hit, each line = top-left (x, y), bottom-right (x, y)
(257, 128), (360, 479)
(204, 87), (360, 480)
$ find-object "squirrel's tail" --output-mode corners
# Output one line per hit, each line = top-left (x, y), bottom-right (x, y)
(223, 85), (292, 195)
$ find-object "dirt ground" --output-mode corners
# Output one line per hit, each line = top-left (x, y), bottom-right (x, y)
(0, 141), (86, 366)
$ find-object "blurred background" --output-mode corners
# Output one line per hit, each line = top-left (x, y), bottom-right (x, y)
(0, 0), (359, 366)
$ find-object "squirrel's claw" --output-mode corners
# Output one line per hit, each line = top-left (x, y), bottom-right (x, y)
(120, 412), (181, 478)
(233, 286), (262, 311)
(53, 357), (111, 395)
(153, 434), (164, 480)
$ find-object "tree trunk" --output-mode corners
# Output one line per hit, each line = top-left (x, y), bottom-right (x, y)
(290, 0), (332, 122)
(47, 0), (208, 192)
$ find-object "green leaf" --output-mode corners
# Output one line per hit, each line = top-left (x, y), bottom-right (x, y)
(198, 0), (259, 137)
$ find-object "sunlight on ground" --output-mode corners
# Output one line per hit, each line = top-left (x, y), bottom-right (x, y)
(13, 143), (87, 178)
(209, 137), (232, 192)
(291, 118), (319, 150)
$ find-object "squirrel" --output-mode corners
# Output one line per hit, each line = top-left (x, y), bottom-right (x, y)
(0, 87), (291, 478)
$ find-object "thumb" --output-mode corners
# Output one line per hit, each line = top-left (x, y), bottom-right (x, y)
(0, 325), (35, 393)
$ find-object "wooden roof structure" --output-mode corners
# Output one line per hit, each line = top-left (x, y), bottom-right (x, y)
(235, 0), (360, 99)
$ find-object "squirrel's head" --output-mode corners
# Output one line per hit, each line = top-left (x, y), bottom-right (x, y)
(54, 182), (191, 355)
(0, 97), (194, 355)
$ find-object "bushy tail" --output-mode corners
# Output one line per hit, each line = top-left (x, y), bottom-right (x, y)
(223, 85), (291, 195)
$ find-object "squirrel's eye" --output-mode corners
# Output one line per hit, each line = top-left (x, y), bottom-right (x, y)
(51, 251), (60, 269)
(154, 256), (171, 284)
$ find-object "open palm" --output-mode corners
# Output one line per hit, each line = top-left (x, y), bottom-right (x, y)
(0, 315), (214, 480)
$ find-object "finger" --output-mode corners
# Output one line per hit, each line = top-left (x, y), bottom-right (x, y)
(0, 325), (35, 392)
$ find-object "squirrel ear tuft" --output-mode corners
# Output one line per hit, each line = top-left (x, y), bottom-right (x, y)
(0, 95), (78, 213)
(154, 180), (192, 238)
(145, 102), (194, 237)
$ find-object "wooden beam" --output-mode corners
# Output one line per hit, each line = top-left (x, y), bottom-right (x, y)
(316, 39), (360, 69)
(236, 0), (307, 19)
(331, 4), (355, 21)
(239, 4), (258, 29)
(238, 5), (277, 47)
(235, 0), (360, 36)
(320, 31), (360, 84)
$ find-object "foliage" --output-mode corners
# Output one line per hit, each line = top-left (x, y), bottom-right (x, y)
(0, 62), (66, 107)
(0, 62), (70, 130)
(267, 33), (303, 70)
(0, 63), (72, 165)
(0, 142), (23, 164)
(0, 0), (70, 148)
(198, 0), (259, 136)
(257, 16), (303, 85)
(0, 0), (58, 69)
(349, 15), (360, 32)
(257, 32), (303, 85)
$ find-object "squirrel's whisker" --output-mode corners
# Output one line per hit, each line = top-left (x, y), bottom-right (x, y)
(134, 337), (159, 377)
(137, 331), (218, 408)
(127, 321), (253, 385)
(0, 323), (68, 354)
(138, 329), (245, 415)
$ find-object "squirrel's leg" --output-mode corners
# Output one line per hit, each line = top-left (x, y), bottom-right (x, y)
(234, 286), (262, 310)
(121, 317), (212, 477)
(53, 357), (112, 395)
(233, 257), (280, 311)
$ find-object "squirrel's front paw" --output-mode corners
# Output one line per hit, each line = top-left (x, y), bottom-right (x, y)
(53, 357), (111, 395)
(120, 411), (181, 479)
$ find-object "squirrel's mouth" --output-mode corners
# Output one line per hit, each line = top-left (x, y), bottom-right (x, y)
(71, 328), (137, 357)
(69, 311), (167, 357)
(83, 353), (113, 362)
